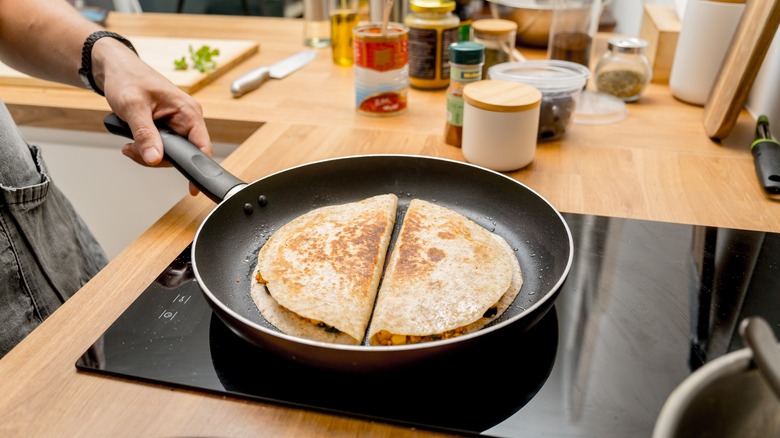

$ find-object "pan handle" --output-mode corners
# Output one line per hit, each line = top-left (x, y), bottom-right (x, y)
(103, 113), (245, 203)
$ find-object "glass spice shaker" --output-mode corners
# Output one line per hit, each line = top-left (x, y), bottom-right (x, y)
(594, 37), (652, 102)
(472, 19), (518, 80)
(444, 41), (485, 147)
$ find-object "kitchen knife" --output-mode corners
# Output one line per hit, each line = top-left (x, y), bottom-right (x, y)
(230, 49), (317, 98)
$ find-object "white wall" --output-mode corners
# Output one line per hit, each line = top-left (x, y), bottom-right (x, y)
(747, 31), (780, 130)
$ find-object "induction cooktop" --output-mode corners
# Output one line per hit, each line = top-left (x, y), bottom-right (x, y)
(77, 213), (780, 436)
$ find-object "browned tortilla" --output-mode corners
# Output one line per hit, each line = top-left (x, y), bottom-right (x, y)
(367, 199), (522, 345)
(251, 194), (398, 344)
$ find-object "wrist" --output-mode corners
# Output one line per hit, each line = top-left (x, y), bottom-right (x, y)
(79, 31), (137, 95)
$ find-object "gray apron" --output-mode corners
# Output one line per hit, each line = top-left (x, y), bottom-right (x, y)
(0, 102), (107, 361)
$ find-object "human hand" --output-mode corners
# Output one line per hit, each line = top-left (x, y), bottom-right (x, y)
(93, 38), (212, 196)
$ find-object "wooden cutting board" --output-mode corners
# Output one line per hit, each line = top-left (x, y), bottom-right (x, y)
(703, 0), (780, 140)
(0, 36), (259, 94)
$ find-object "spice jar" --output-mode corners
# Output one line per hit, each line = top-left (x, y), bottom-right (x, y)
(594, 37), (652, 102)
(462, 80), (542, 172)
(471, 19), (518, 79)
(444, 41), (484, 147)
(405, 0), (460, 89)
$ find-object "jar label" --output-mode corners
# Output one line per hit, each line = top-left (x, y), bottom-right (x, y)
(359, 91), (408, 114)
(446, 94), (464, 126)
(409, 27), (438, 79)
(354, 38), (408, 72)
(408, 27), (459, 81)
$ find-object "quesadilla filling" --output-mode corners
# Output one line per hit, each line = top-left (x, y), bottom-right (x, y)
(371, 302), (500, 345)
(307, 318), (341, 334)
(372, 328), (465, 345)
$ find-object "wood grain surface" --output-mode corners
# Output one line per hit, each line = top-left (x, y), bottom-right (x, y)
(0, 11), (779, 438)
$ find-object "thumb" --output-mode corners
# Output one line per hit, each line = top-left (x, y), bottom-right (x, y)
(126, 117), (164, 166)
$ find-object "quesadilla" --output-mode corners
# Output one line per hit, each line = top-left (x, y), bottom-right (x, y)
(250, 194), (398, 345)
(368, 199), (523, 346)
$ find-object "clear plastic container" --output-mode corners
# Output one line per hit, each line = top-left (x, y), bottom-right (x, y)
(488, 59), (590, 141)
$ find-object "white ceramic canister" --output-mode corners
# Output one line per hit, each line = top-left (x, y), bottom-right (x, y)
(669, 0), (746, 106)
(461, 80), (542, 172)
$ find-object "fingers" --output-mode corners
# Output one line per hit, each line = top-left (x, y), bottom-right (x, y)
(121, 111), (165, 166)
(166, 102), (212, 158)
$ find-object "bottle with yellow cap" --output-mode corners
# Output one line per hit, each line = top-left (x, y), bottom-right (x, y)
(405, 0), (460, 89)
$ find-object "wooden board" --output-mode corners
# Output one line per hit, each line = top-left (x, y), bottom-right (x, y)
(703, 0), (780, 140)
(0, 36), (258, 94)
(639, 4), (681, 84)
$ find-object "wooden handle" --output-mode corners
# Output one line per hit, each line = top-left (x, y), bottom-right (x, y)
(703, 0), (780, 140)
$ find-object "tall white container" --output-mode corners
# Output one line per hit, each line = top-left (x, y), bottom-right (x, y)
(669, 0), (746, 106)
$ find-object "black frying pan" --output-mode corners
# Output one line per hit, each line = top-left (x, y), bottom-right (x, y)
(104, 114), (573, 372)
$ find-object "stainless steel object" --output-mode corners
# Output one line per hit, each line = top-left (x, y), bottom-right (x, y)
(230, 50), (317, 98)
(654, 316), (780, 438)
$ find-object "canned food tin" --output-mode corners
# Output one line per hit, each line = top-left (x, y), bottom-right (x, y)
(353, 23), (409, 116)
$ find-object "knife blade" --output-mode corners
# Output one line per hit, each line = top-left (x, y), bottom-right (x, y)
(230, 49), (317, 98)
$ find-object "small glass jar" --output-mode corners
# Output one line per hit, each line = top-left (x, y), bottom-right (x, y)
(471, 19), (518, 80)
(594, 37), (652, 102)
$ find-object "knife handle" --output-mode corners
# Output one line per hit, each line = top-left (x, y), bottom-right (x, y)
(230, 66), (271, 98)
(752, 140), (780, 195)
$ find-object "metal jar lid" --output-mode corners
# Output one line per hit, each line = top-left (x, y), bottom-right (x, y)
(606, 37), (649, 54)
(463, 80), (541, 112)
(409, 0), (455, 13)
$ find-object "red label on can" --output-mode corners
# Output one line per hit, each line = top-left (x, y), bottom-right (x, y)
(354, 36), (408, 72)
(358, 92), (408, 114)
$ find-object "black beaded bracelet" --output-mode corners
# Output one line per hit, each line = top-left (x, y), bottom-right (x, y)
(78, 31), (137, 96)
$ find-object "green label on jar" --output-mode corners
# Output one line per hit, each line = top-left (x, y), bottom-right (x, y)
(446, 94), (464, 126)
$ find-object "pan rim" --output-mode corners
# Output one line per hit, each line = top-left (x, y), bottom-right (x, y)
(191, 153), (574, 353)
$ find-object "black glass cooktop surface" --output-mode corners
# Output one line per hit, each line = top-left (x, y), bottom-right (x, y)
(77, 213), (780, 436)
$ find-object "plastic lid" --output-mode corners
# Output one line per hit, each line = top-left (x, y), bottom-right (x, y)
(463, 80), (541, 112)
(488, 60), (591, 93)
(573, 90), (628, 125)
(607, 37), (649, 54)
(410, 0), (455, 13)
(472, 19), (518, 35)
(449, 41), (485, 65)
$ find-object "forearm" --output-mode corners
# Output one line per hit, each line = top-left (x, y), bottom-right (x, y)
(0, 0), (101, 88)
(0, 0), (212, 185)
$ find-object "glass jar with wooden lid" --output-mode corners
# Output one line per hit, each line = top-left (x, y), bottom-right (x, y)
(471, 18), (518, 79)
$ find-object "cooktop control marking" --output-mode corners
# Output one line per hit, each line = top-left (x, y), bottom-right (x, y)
(159, 310), (179, 321)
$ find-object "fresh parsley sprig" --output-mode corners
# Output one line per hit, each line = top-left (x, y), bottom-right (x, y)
(173, 45), (221, 73)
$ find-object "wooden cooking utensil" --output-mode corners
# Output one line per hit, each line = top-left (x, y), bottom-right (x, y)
(703, 0), (780, 140)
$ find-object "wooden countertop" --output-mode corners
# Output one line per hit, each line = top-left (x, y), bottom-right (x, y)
(1, 12), (778, 437)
